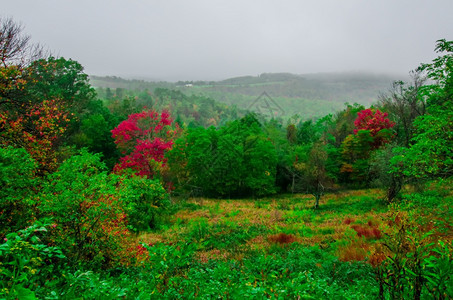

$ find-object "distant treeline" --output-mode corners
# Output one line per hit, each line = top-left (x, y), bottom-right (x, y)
(91, 72), (398, 119)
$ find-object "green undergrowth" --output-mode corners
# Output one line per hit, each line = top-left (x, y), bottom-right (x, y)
(1, 185), (452, 299)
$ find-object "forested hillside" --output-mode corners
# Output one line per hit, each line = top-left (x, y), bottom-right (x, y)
(1, 17), (452, 299)
(91, 71), (398, 119)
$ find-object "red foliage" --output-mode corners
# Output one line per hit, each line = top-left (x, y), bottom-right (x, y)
(353, 109), (395, 149)
(372, 228), (382, 239)
(135, 244), (148, 256)
(343, 217), (355, 225)
(354, 109), (395, 136)
(112, 109), (179, 178)
(351, 224), (381, 239)
(1, 98), (70, 173)
(268, 233), (297, 244)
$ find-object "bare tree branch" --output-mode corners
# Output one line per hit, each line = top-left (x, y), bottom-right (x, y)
(0, 17), (48, 68)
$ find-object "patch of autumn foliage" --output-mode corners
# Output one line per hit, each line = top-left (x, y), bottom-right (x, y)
(337, 217), (383, 262)
(1, 64), (74, 174)
(268, 233), (297, 245)
(112, 109), (180, 179)
(1, 99), (70, 173)
(343, 217), (355, 225)
(354, 108), (395, 149)
(350, 224), (382, 239)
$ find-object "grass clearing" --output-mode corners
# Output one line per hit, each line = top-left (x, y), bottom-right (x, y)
(124, 185), (453, 298)
(136, 188), (389, 258)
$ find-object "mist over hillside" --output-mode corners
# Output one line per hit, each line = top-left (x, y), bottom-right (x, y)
(90, 71), (401, 119)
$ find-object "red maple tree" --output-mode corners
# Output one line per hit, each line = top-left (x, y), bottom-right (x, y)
(353, 108), (395, 149)
(111, 109), (179, 178)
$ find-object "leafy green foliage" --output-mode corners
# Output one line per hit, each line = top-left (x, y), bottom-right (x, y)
(39, 150), (129, 267)
(1, 56), (97, 174)
(295, 143), (332, 208)
(121, 176), (170, 231)
(391, 39), (453, 180)
(35, 149), (170, 268)
(378, 74), (426, 147)
(25, 57), (96, 114)
(0, 220), (66, 299)
(0, 147), (37, 237)
(391, 106), (453, 179)
(170, 114), (277, 197)
(372, 205), (453, 299)
(72, 99), (121, 169)
(152, 245), (377, 299)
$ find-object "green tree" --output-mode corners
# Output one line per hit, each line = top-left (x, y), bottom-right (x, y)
(391, 40), (453, 182)
(121, 175), (170, 231)
(73, 99), (121, 169)
(378, 72), (426, 147)
(294, 142), (331, 208)
(105, 87), (113, 99)
(176, 114), (277, 197)
(1, 55), (97, 173)
(39, 150), (126, 267)
(26, 57), (96, 114)
(326, 103), (365, 147)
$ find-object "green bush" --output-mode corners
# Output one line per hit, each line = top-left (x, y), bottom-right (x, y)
(0, 147), (38, 237)
(0, 220), (66, 299)
(38, 150), (130, 268)
(120, 175), (170, 231)
(374, 206), (453, 299)
(147, 245), (377, 298)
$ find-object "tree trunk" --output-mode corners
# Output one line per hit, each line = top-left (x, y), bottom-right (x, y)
(386, 175), (402, 203)
(314, 194), (320, 209)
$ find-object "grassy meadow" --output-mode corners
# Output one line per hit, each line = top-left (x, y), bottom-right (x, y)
(103, 183), (451, 299)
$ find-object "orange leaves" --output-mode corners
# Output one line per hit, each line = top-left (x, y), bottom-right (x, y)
(1, 97), (70, 173)
(340, 163), (354, 174)
(0, 65), (27, 96)
(337, 243), (369, 262)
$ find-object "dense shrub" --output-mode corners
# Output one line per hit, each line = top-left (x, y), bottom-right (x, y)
(371, 203), (453, 299)
(38, 150), (130, 268)
(0, 147), (38, 238)
(121, 175), (170, 231)
(0, 220), (66, 299)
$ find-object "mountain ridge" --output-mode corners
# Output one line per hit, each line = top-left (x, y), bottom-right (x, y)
(90, 71), (404, 119)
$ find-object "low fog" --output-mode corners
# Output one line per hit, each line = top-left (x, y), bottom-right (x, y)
(3, 0), (453, 81)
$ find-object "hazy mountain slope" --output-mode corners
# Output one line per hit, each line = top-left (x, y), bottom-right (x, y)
(90, 72), (401, 119)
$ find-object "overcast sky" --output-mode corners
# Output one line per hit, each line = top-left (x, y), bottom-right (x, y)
(3, 0), (453, 81)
